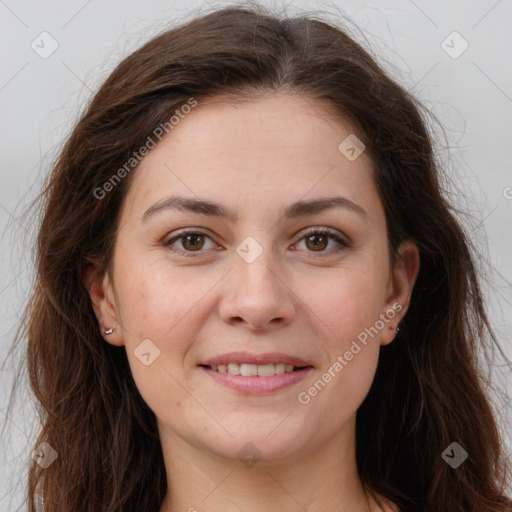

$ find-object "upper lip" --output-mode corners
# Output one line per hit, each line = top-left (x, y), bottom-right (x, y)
(201, 351), (313, 367)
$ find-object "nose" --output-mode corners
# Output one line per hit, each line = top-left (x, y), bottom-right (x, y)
(218, 247), (296, 331)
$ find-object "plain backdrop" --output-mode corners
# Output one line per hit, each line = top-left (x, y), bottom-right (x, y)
(1, 0), (511, 509)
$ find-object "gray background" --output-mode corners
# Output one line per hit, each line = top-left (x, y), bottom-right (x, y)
(1, 0), (511, 509)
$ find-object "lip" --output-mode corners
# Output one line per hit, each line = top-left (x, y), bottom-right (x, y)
(201, 366), (314, 394)
(200, 351), (313, 367)
(199, 352), (315, 395)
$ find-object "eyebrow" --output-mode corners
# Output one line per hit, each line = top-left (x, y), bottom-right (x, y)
(141, 194), (368, 223)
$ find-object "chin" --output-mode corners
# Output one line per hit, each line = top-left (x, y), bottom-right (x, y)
(204, 421), (312, 465)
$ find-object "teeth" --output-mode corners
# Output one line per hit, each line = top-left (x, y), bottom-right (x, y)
(257, 364), (275, 377)
(209, 362), (299, 376)
(227, 363), (240, 375)
(275, 363), (285, 375)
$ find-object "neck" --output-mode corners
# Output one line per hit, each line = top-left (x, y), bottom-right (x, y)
(157, 416), (381, 512)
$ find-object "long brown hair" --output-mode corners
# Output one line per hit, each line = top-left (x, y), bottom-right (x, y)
(6, 3), (512, 511)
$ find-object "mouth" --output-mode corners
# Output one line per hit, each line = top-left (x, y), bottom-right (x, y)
(198, 352), (314, 394)
(199, 362), (311, 376)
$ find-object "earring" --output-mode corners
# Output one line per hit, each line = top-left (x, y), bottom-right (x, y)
(396, 326), (400, 334)
(104, 327), (114, 335)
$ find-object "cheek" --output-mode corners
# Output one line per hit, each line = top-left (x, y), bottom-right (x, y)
(297, 262), (388, 346)
(293, 264), (385, 411)
(307, 347), (380, 429)
(112, 256), (225, 410)
(296, 281), (381, 425)
(114, 262), (210, 423)
(114, 253), (218, 341)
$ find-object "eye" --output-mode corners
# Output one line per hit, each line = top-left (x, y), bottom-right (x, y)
(293, 227), (348, 256)
(164, 227), (348, 257)
(164, 229), (219, 256)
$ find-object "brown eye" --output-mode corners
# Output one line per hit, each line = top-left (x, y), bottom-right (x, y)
(294, 228), (348, 257)
(165, 230), (217, 255)
(305, 233), (329, 251)
(181, 233), (205, 251)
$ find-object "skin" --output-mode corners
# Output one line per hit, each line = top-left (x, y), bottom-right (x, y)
(87, 92), (419, 512)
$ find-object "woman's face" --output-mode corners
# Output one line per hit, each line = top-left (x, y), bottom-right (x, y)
(89, 92), (418, 464)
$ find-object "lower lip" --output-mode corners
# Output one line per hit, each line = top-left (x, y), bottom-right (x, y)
(200, 366), (314, 394)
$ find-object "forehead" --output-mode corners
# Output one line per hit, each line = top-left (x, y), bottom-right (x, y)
(119, 93), (383, 225)
(162, 92), (357, 158)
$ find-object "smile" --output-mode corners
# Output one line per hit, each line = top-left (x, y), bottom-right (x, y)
(205, 362), (299, 376)
(200, 364), (314, 394)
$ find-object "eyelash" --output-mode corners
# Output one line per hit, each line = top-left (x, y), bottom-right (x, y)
(163, 227), (349, 258)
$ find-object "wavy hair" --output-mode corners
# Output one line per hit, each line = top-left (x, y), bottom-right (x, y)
(5, 3), (511, 511)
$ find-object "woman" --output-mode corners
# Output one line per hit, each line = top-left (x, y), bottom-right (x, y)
(14, 3), (512, 511)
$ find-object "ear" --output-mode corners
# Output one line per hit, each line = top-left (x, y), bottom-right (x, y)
(380, 240), (420, 346)
(84, 264), (124, 347)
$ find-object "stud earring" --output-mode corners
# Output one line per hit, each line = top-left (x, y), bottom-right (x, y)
(104, 327), (114, 335)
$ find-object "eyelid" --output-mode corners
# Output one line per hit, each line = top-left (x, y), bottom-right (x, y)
(163, 228), (220, 257)
(298, 226), (349, 244)
(164, 226), (349, 257)
(293, 227), (349, 257)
